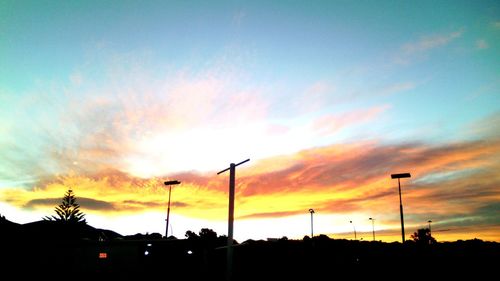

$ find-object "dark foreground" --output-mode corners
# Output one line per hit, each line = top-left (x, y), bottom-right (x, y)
(1, 221), (498, 280)
(3, 237), (499, 280)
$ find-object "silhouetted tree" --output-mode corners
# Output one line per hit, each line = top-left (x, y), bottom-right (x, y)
(148, 232), (163, 239)
(185, 230), (199, 240)
(316, 234), (330, 241)
(45, 189), (86, 224)
(411, 228), (436, 245)
(199, 228), (217, 240)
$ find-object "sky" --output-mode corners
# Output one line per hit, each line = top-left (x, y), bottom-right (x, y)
(1, 0), (499, 242)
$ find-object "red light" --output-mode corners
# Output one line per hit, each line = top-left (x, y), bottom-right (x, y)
(99, 252), (107, 259)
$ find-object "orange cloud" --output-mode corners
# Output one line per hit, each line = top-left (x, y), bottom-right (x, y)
(2, 138), (499, 241)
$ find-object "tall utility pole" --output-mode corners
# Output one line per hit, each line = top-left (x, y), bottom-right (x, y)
(309, 209), (315, 237)
(164, 180), (181, 238)
(350, 220), (357, 240)
(391, 173), (411, 243)
(369, 217), (376, 241)
(218, 158), (250, 281)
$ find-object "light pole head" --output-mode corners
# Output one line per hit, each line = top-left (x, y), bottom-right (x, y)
(369, 217), (373, 220)
(309, 208), (315, 214)
(391, 173), (411, 179)
(428, 220), (432, 223)
(164, 180), (181, 186)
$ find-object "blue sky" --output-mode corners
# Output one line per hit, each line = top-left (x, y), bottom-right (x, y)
(0, 0), (499, 241)
(2, 1), (498, 128)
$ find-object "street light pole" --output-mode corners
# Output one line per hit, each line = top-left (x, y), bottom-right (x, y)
(391, 173), (411, 243)
(428, 220), (432, 235)
(309, 209), (315, 237)
(164, 180), (181, 238)
(218, 158), (250, 281)
(369, 218), (375, 241)
(349, 220), (357, 240)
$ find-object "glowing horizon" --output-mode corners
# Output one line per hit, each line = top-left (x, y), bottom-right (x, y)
(1, 1), (499, 242)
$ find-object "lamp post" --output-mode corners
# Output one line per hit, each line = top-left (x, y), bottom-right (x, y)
(164, 180), (181, 238)
(309, 209), (315, 237)
(369, 217), (375, 241)
(428, 220), (432, 235)
(218, 158), (250, 281)
(391, 173), (411, 243)
(349, 220), (357, 240)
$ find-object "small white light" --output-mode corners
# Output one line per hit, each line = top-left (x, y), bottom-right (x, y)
(187, 250), (193, 255)
(144, 250), (149, 256)
(147, 243), (152, 247)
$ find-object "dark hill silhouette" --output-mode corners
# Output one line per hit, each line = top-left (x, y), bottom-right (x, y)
(0, 215), (21, 229)
(0, 215), (22, 239)
(1, 219), (122, 241)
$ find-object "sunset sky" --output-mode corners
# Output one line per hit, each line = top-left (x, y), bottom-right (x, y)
(1, 0), (499, 242)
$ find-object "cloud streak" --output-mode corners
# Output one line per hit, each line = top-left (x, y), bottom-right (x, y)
(395, 29), (463, 64)
(402, 30), (463, 53)
(25, 197), (115, 211)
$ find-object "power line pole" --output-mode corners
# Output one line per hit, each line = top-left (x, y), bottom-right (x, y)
(391, 173), (411, 243)
(218, 158), (250, 281)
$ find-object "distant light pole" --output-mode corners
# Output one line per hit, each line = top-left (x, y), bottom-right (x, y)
(428, 220), (432, 235)
(391, 173), (411, 243)
(369, 218), (376, 241)
(164, 180), (181, 237)
(218, 158), (250, 281)
(309, 209), (315, 237)
(164, 180), (181, 238)
(349, 220), (357, 240)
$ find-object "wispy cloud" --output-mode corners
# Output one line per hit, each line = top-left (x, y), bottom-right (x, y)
(476, 39), (489, 50)
(294, 81), (336, 113)
(2, 58), (396, 182)
(378, 82), (416, 96)
(465, 111), (500, 139)
(402, 30), (463, 53)
(0, 56), (272, 180)
(395, 29), (464, 64)
(311, 105), (390, 136)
